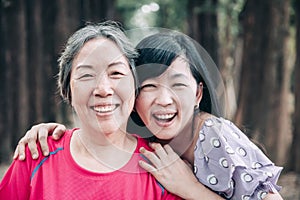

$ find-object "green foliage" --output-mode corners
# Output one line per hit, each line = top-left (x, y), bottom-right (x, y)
(117, 0), (187, 31)
(218, 0), (245, 42)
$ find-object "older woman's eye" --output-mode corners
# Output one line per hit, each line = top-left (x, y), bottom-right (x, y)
(110, 70), (126, 79)
(78, 74), (94, 80)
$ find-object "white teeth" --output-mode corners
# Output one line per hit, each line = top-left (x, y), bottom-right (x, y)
(155, 114), (175, 120)
(93, 105), (116, 113)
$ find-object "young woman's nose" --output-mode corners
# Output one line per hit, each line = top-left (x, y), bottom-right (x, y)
(154, 86), (174, 106)
(93, 74), (114, 97)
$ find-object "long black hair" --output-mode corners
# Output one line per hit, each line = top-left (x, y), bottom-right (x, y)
(130, 32), (226, 126)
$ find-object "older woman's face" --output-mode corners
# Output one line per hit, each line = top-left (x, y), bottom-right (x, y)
(70, 37), (135, 134)
(135, 57), (202, 140)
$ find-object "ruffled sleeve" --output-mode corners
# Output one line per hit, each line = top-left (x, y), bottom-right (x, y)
(193, 117), (283, 200)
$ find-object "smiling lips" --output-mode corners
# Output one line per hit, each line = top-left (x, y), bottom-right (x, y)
(153, 113), (177, 124)
(92, 104), (118, 113)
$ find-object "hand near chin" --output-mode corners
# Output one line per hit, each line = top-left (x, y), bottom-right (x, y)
(138, 143), (202, 199)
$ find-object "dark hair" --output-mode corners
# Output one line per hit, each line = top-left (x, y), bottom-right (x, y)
(131, 32), (225, 126)
(57, 21), (138, 104)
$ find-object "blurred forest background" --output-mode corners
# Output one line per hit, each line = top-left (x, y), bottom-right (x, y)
(0, 0), (300, 197)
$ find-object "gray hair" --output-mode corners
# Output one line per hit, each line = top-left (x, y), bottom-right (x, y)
(57, 21), (138, 104)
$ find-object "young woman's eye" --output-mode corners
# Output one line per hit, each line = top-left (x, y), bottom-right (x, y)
(140, 84), (156, 90)
(173, 83), (187, 88)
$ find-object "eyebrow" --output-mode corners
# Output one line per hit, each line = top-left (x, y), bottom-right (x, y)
(75, 65), (93, 70)
(75, 61), (127, 70)
(108, 61), (128, 68)
(170, 73), (189, 79)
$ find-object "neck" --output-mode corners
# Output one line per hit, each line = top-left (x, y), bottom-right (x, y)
(164, 114), (196, 160)
(167, 111), (207, 164)
(78, 120), (129, 146)
(70, 128), (137, 172)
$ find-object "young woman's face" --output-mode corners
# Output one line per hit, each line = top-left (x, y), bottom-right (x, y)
(70, 37), (135, 134)
(135, 57), (202, 139)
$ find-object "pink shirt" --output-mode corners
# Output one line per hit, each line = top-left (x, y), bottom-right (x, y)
(0, 129), (181, 200)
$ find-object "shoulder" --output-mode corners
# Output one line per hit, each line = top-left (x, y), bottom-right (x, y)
(193, 115), (283, 198)
(45, 129), (75, 150)
(194, 115), (263, 161)
(196, 113), (252, 143)
(23, 128), (76, 161)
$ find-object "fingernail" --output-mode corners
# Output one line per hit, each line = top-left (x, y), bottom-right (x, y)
(19, 155), (25, 160)
(32, 154), (38, 159)
(139, 147), (145, 153)
(43, 151), (49, 156)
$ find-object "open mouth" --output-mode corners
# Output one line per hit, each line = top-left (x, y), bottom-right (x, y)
(92, 105), (118, 113)
(153, 113), (177, 122)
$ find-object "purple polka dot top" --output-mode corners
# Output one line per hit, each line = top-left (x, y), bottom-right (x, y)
(193, 117), (282, 200)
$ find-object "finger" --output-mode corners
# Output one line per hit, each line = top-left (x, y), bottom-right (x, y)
(163, 144), (175, 154)
(26, 127), (39, 159)
(138, 160), (157, 173)
(163, 144), (180, 160)
(149, 143), (167, 159)
(38, 128), (50, 156)
(16, 137), (28, 160)
(13, 146), (20, 160)
(52, 124), (66, 140)
(139, 147), (161, 166)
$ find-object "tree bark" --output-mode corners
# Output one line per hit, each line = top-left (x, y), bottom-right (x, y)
(0, 1), (10, 163)
(187, 0), (219, 66)
(236, 0), (292, 165)
(289, 0), (300, 172)
(0, 0), (118, 164)
(2, 0), (28, 149)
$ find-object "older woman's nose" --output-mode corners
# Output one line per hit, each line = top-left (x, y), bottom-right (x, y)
(93, 74), (114, 97)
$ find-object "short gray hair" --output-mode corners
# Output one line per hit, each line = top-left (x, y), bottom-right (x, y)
(58, 21), (138, 104)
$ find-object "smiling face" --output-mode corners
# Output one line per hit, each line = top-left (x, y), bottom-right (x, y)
(135, 57), (202, 140)
(70, 37), (135, 135)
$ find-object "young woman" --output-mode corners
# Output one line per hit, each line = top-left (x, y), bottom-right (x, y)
(13, 30), (283, 200)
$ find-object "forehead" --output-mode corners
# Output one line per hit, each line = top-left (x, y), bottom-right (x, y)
(73, 37), (128, 68)
(136, 56), (192, 83)
(166, 56), (191, 77)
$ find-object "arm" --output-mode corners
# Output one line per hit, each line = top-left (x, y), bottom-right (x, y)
(13, 123), (66, 160)
(264, 193), (284, 200)
(139, 143), (224, 200)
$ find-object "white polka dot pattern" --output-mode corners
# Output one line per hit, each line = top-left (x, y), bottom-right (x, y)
(193, 117), (283, 199)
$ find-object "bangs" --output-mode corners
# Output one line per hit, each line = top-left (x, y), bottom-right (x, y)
(135, 48), (178, 85)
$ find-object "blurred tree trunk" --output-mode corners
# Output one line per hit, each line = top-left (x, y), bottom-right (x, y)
(81, 0), (116, 22)
(1, 0), (28, 155)
(0, 0), (117, 164)
(53, 0), (81, 126)
(187, 0), (219, 66)
(289, 0), (300, 172)
(26, 0), (42, 126)
(235, 0), (292, 165)
(0, 1), (11, 163)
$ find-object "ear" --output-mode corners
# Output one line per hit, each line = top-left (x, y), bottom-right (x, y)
(195, 82), (203, 107)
